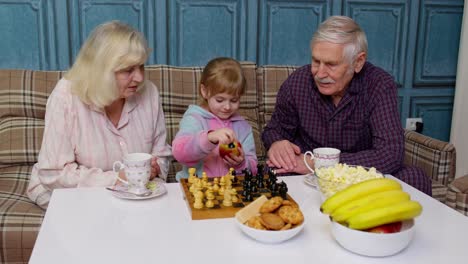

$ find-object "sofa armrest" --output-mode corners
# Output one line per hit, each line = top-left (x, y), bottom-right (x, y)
(404, 129), (456, 185)
(446, 174), (468, 216)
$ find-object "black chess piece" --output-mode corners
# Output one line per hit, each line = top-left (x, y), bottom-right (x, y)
(279, 182), (288, 199)
(251, 184), (257, 193)
(256, 174), (264, 188)
(242, 185), (250, 197)
(230, 170), (238, 184)
(257, 164), (264, 176)
(245, 193), (253, 202)
(243, 168), (252, 182)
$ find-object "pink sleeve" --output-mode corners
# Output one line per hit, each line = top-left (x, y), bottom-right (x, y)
(33, 83), (117, 189)
(172, 130), (216, 166)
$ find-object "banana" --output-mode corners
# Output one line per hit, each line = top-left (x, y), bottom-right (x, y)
(320, 178), (402, 215)
(331, 189), (410, 222)
(346, 200), (423, 230)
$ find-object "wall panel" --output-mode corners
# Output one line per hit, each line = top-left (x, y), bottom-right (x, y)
(169, 0), (247, 66)
(411, 96), (454, 141)
(0, 0), (47, 69)
(69, 0), (151, 62)
(345, 0), (408, 86)
(259, 0), (330, 65)
(414, 1), (463, 85)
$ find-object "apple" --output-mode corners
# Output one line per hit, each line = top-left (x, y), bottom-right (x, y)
(219, 140), (242, 158)
(367, 221), (403, 234)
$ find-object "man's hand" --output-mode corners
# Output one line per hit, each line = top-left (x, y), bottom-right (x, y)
(266, 140), (301, 172)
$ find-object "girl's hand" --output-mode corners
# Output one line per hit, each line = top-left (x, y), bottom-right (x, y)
(223, 146), (245, 167)
(207, 128), (236, 145)
(150, 156), (160, 180)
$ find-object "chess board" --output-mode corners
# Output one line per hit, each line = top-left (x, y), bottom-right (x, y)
(180, 175), (298, 220)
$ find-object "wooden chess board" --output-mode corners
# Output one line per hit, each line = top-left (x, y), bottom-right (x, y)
(180, 175), (298, 220)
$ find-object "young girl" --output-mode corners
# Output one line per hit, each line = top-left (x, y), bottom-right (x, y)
(172, 57), (258, 180)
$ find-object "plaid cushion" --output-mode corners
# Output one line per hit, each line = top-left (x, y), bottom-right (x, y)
(0, 70), (63, 120)
(256, 65), (298, 129)
(446, 175), (468, 216)
(145, 62), (263, 161)
(0, 117), (44, 168)
(404, 130), (456, 185)
(0, 165), (45, 264)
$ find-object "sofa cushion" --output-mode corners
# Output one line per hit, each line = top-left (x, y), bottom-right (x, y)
(0, 117), (44, 168)
(0, 165), (45, 263)
(256, 65), (298, 129)
(0, 70), (62, 119)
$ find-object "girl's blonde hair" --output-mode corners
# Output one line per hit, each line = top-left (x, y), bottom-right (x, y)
(65, 21), (150, 108)
(199, 57), (246, 106)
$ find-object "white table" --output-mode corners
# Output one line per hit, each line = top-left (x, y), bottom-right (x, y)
(30, 176), (468, 264)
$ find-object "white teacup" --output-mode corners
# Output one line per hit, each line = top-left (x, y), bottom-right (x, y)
(304, 147), (341, 174)
(113, 153), (152, 194)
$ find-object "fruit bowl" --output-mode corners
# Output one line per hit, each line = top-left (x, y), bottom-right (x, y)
(315, 164), (384, 199)
(330, 219), (415, 257)
(235, 216), (305, 244)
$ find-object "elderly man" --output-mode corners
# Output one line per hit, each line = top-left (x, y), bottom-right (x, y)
(262, 16), (431, 195)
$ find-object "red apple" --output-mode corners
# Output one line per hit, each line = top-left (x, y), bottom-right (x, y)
(219, 141), (242, 158)
(367, 221), (403, 233)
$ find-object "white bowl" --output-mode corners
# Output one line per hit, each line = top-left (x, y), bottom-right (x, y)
(235, 217), (305, 243)
(330, 219), (415, 257)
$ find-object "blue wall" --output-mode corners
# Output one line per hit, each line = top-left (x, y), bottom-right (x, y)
(0, 0), (463, 141)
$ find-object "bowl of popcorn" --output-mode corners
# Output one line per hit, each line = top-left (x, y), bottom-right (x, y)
(315, 164), (384, 200)
(235, 195), (305, 243)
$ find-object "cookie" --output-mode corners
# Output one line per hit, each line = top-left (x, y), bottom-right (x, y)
(277, 205), (304, 225)
(246, 216), (266, 230)
(259, 196), (283, 213)
(282, 200), (298, 207)
(260, 213), (285, 230)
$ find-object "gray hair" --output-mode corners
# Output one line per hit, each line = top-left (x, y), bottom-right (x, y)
(311, 16), (368, 63)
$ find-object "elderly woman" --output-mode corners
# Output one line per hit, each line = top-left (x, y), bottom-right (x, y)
(27, 21), (172, 208)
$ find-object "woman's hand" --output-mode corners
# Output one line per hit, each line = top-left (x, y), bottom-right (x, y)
(150, 156), (161, 180)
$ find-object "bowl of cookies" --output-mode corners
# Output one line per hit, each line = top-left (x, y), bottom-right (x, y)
(235, 195), (305, 243)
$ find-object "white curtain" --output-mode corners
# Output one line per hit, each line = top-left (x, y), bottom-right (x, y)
(451, 0), (468, 178)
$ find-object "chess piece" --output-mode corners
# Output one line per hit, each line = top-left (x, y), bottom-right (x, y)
(205, 188), (215, 208)
(193, 191), (204, 209)
(205, 199), (214, 208)
(202, 172), (209, 188)
(188, 167), (197, 184)
(229, 167), (238, 184)
(213, 178), (220, 194)
(231, 189), (239, 203)
(279, 181), (288, 199)
(219, 177), (226, 196)
(222, 191), (233, 206)
(257, 164), (264, 177)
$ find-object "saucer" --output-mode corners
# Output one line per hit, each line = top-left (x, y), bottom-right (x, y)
(303, 174), (317, 188)
(110, 178), (167, 200)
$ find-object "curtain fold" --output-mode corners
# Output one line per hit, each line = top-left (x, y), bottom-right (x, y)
(451, 0), (468, 178)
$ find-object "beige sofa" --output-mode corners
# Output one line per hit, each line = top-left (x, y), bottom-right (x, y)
(0, 63), (461, 263)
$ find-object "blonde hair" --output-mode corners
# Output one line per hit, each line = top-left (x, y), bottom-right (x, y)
(311, 16), (367, 63)
(65, 21), (150, 108)
(199, 57), (246, 106)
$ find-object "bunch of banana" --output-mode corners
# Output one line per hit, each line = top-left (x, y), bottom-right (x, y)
(320, 178), (422, 230)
